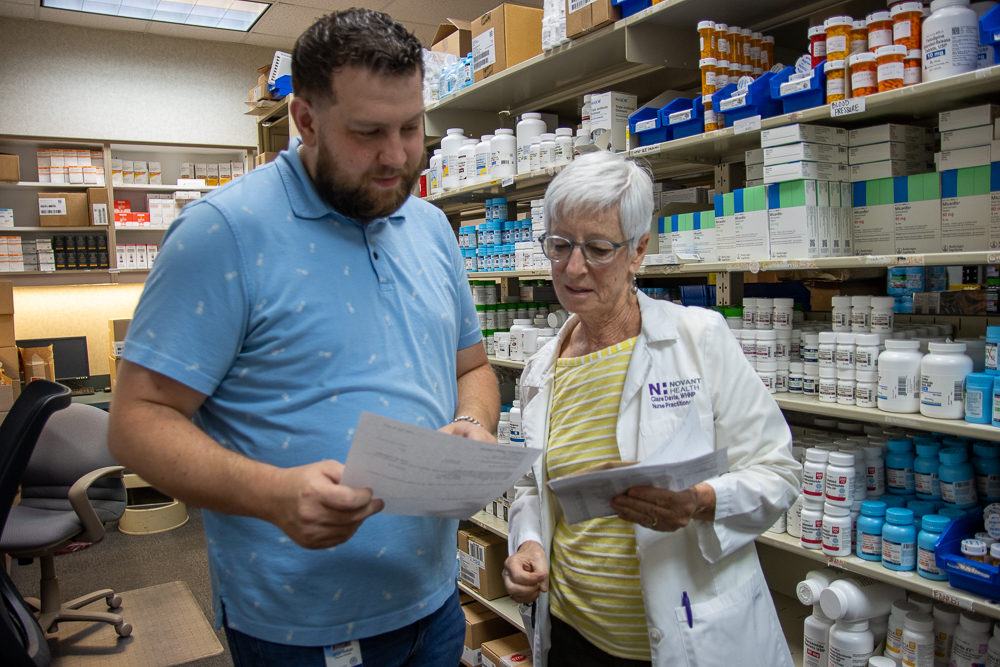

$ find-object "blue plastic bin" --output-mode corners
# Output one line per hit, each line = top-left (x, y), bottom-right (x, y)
(935, 510), (1000, 599)
(711, 73), (782, 127)
(613, 0), (651, 18)
(980, 5), (1000, 66)
(271, 74), (292, 99)
(770, 62), (827, 114)
(659, 97), (704, 140)
(629, 106), (669, 147)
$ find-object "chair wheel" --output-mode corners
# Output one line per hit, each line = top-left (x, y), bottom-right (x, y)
(106, 594), (122, 609)
(115, 622), (132, 638)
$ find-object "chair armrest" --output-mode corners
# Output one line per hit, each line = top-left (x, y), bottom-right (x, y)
(68, 466), (125, 544)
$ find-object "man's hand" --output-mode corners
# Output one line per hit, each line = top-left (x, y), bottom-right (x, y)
(611, 482), (716, 532)
(267, 460), (385, 549)
(503, 541), (549, 604)
(439, 420), (496, 443)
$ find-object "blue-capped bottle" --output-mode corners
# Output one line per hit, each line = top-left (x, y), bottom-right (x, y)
(913, 442), (942, 501)
(939, 447), (978, 509)
(916, 514), (951, 581)
(886, 438), (916, 495)
(882, 507), (917, 572)
(973, 443), (1000, 502)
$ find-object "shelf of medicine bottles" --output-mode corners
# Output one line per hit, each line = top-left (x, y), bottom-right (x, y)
(775, 394), (1000, 442)
(645, 252), (1000, 276)
(457, 581), (525, 633)
(487, 356), (527, 370)
(3, 226), (102, 232)
(629, 65), (1000, 178)
(423, 168), (562, 213)
(471, 511), (511, 539)
(467, 270), (552, 279)
(112, 184), (218, 192)
(0, 182), (96, 189)
(756, 531), (1000, 620)
(114, 226), (167, 231)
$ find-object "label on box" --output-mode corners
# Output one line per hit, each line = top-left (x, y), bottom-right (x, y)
(38, 198), (67, 216)
(720, 94), (747, 112)
(92, 203), (108, 226)
(462, 647), (482, 667)
(635, 119), (657, 132)
(569, 0), (599, 11)
(895, 200), (941, 254)
(669, 109), (693, 124)
(472, 28), (496, 72)
(458, 551), (480, 588)
(780, 77), (813, 96)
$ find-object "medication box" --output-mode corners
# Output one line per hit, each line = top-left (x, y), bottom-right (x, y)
(937, 145), (992, 171)
(941, 165), (994, 252)
(761, 124), (848, 148)
(691, 210), (717, 262)
(849, 142), (933, 165)
(668, 213), (696, 254)
(763, 142), (848, 166)
(852, 178), (895, 255)
(850, 160), (916, 182)
(589, 91), (637, 152)
(892, 173), (941, 254)
(482, 634), (533, 667)
(848, 124), (934, 147)
(767, 179), (820, 260)
(764, 161), (848, 184)
(746, 148), (764, 165)
(939, 104), (1000, 132)
(747, 163), (764, 181)
(462, 602), (514, 667)
(458, 528), (508, 601)
(941, 125), (994, 150)
(714, 186), (770, 262)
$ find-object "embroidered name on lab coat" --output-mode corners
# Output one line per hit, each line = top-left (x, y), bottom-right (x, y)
(647, 378), (702, 409)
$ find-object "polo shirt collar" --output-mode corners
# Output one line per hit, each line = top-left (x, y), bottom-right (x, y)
(276, 137), (407, 227)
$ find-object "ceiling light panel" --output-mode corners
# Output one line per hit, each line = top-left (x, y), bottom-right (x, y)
(41, 0), (268, 30)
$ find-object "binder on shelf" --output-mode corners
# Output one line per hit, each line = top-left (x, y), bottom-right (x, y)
(659, 97), (704, 140)
(711, 73), (782, 128)
(770, 62), (827, 115)
(628, 106), (669, 147)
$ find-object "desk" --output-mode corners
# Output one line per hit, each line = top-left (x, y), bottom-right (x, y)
(71, 392), (111, 410)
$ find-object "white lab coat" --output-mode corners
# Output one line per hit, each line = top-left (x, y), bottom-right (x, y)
(508, 292), (801, 667)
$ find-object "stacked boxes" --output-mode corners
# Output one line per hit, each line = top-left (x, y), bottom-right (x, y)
(938, 105), (999, 172)
(36, 149), (105, 186)
(848, 124), (935, 182)
(893, 173), (942, 254)
(458, 528), (508, 601)
(941, 165), (993, 252)
(760, 125), (849, 185)
(714, 186), (770, 262)
(461, 602), (513, 667)
(852, 178), (895, 255)
(109, 159), (244, 187)
(766, 180), (820, 260)
(746, 149), (764, 187)
(51, 235), (108, 270)
(115, 243), (159, 270)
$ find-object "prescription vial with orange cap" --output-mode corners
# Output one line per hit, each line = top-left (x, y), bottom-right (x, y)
(698, 20), (716, 58)
(877, 45), (907, 91)
(851, 20), (869, 54)
(700, 58), (718, 96)
(826, 16), (854, 62)
(891, 2), (924, 57)
(825, 60), (847, 102)
(850, 52), (878, 96)
(809, 26), (828, 68)
(715, 23), (730, 60)
(868, 12), (894, 52)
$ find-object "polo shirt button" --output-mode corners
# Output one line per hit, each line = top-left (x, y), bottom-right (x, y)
(649, 629), (662, 643)
(373, 251), (379, 260)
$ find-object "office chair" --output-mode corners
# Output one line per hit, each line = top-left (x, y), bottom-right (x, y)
(0, 380), (72, 667)
(1, 401), (131, 638)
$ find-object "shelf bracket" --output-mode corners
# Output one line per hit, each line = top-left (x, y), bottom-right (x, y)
(716, 271), (743, 307)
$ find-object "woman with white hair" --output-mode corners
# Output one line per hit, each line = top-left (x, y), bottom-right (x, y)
(501, 151), (800, 667)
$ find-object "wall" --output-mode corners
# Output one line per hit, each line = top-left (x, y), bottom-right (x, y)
(0, 18), (275, 147)
(13, 284), (144, 377)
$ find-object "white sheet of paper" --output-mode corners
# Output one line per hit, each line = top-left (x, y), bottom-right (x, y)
(547, 404), (729, 525)
(341, 412), (543, 519)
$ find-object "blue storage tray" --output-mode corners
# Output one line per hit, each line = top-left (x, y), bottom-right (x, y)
(711, 72), (782, 127)
(659, 97), (704, 140)
(613, 0), (651, 18)
(629, 106), (669, 147)
(770, 62), (827, 114)
(980, 5), (1000, 66)
(271, 74), (292, 99)
(935, 510), (1000, 599)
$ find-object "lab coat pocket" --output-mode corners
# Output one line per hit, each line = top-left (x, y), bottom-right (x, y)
(673, 571), (792, 667)
(638, 412), (714, 463)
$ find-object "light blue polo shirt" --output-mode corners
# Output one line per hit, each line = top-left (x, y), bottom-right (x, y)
(122, 138), (481, 647)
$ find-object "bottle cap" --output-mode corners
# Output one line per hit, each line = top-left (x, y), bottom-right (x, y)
(819, 332), (838, 343)
(920, 514), (951, 533)
(962, 538), (988, 556)
(939, 447), (969, 465)
(903, 613), (934, 633)
(915, 443), (941, 457)
(958, 611), (992, 634)
(887, 438), (913, 452)
(885, 507), (914, 525)
(855, 334), (881, 346)
(829, 451), (855, 466)
(806, 448), (831, 462)
(824, 502), (850, 515)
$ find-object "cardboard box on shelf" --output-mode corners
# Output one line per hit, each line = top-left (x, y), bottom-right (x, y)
(432, 18), (473, 57)
(566, 0), (620, 38)
(893, 172), (941, 254)
(0, 280), (14, 315)
(761, 124), (848, 148)
(482, 633), (533, 667)
(849, 142), (933, 165)
(87, 187), (108, 226)
(852, 178), (895, 255)
(471, 4), (543, 83)
(461, 602), (515, 667)
(848, 124), (934, 147)
(0, 346), (21, 400)
(767, 179), (820, 260)
(943, 164), (994, 252)
(939, 105), (1000, 133)
(941, 125), (994, 151)
(937, 144), (992, 172)
(764, 161), (848, 184)
(0, 154), (20, 183)
(38, 193), (89, 227)
(914, 289), (987, 315)
(458, 528), (508, 601)
(764, 142), (849, 166)
(715, 186), (770, 262)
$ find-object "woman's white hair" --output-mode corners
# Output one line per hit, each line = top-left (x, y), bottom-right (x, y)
(543, 150), (655, 253)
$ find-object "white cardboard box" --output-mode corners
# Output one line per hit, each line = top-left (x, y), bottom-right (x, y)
(763, 161), (849, 184)
(849, 142), (933, 165)
(937, 145), (992, 172)
(745, 148), (764, 165)
(761, 124), (848, 148)
(590, 91), (637, 152)
(747, 163), (764, 181)
(941, 125), (994, 151)
(850, 160), (916, 182)
(940, 105), (1000, 133)
(767, 179), (820, 260)
(848, 124), (934, 147)
(852, 178), (894, 255)
(763, 142), (849, 166)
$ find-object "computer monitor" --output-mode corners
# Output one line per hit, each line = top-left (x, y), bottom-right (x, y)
(15, 336), (90, 381)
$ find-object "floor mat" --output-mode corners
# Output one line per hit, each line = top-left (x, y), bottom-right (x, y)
(49, 580), (224, 667)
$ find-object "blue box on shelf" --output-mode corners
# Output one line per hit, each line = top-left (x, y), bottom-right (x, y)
(629, 106), (669, 147)
(659, 98), (704, 140)
(711, 73), (782, 127)
(613, 0), (651, 18)
(770, 62), (827, 115)
(935, 510), (1000, 599)
(980, 5), (1000, 66)
(270, 74), (292, 99)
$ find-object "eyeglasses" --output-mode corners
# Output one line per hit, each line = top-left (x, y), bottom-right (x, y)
(539, 234), (632, 266)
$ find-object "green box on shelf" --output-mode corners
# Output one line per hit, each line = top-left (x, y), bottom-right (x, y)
(852, 178), (895, 256)
(669, 212), (696, 255)
(692, 210), (717, 263)
(941, 165), (994, 252)
(714, 186), (769, 263)
(766, 179), (820, 261)
(894, 172), (941, 255)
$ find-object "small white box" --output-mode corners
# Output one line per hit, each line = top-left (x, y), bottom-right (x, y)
(590, 91), (637, 152)
(745, 148), (764, 165)
(133, 161), (148, 185)
(147, 244), (158, 266)
(125, 245), (137, 270)
(747, 163), (764, 180)
(850, 160), (915, 182)
(941, 125), (994, 151)
(136, 245), (148, 270)
(939, 105), (1000, 132)
(746, 178), (764, 187)
(122, 160), (134, 185)
(763, 142), (849, 166)
(231, 162), (245, 178)
(83, 166), (97, 185)
(111, 159), (123, 185)
(761, 124), (848, 148)
(848, 124), (934, 147)
(96, 167), (105, 187)
(849, 142), (933, 165)
(763, 161), (849, 184)
(148, 162), (162, 185)
(0, 209), (12, 228)
(767, 179), (820, 260)
(68, 166), (83, 184)
(180, 163), (194, 180)
(76, 150), (91, 167)
(37, 166), (50, 183)
(115, 246), (125, 267)
(659, 187), (706, 204)
(937, 145), (991, 171)
(36, 150), (50, 169)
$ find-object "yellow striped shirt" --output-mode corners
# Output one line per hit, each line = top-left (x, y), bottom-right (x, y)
(546, 337), (650, 661)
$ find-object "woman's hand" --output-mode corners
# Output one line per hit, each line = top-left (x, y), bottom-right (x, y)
(611, 482), (716, 532)
(503, 541), (549, 604)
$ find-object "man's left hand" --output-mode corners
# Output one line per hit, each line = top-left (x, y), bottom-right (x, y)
(439, 420), (496, 443)
(611, 483), (714, 532)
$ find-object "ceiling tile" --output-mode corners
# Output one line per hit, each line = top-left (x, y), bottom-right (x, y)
(381, 0), (541, 25)
(244, 30), (295, 49)
(39, 5), (148, 31)
(275, 0), (391, 9)
(145, 19), (249, 42)
(0, 1), (35, 17)
(250, 2), (324, 37)
(7, 0), (35, 6)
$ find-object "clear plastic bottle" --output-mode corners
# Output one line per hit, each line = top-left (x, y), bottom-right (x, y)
(950, 611), (992, 667)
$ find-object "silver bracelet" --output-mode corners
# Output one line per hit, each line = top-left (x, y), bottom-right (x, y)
(452, 415), (483, 429)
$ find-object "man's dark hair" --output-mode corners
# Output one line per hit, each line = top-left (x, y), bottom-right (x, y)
(292, 8), (424, 105)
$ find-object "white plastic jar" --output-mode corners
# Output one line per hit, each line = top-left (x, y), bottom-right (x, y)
(900, 612), (935, 667)
(743, 298), (757, 329)
(804, 448), (831, 498)
(538, 133), (557, 168)
(757, 330), (777, 363)
(852, 296), (872, 333)
(820, 332), (838, 368)
(440, 128), (466, 190)
(509, 399), (523, 445)
(497, 411), (511, 444)
(871, 296), (896, 334)
(950, 611), (992, 667)
(878, 339), (924, 413)
(457, 138), (478, 186)
(758, 361), (777, 393)
(789, 361), (805, 393)
(804, 333), (821, 366)
(934, 604), (960, 666)
(920, 342), (974, 420)
(820, 367), (839, 403)
(801, 496), (825, 549)
(855, 333), (881, 372)
(776, 360), (790, 393)
(804, 365), (820, 396)
(741, 330), (757, 368)
(528, 136), (541, 171)
(490, 129), (517, 178)
(554, 127), (574, 165)
(827, 619), (874, 667)
(776, 331), (792, 361)
(832, 295), (853, 332)
(826, 451), (857, 506)
(494, 331), (511, 359)
(836, 333), (858, 369)
(823, 502), (854, 556)
(787, 493), (805, 537)
(864, 445), (885, 497)
(856, 371), (878, 408)
(516, 112), (547, 174)
(756, 297), (774, 330)
(508, 319), (534, 361)
(838, 369), (856, 406)
(773, 298), (794, 330)
(475, 135), (494, 184)
(429, 149), (443, 195)
(922, 0), (980, 82)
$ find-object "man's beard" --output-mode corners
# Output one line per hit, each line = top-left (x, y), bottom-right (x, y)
(311, 140), (424, 223)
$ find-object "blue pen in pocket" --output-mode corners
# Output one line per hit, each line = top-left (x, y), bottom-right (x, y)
(682, 591), (693, 628)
